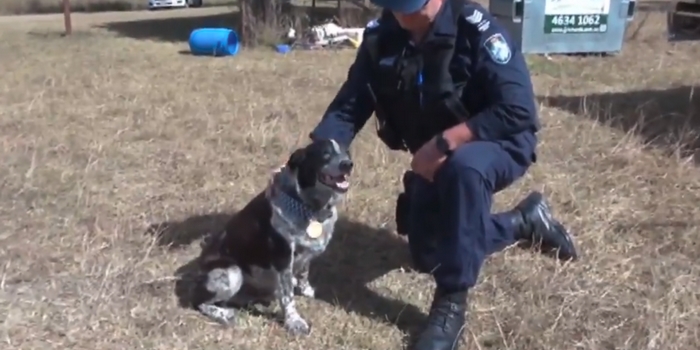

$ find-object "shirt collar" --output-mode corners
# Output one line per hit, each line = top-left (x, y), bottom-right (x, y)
(400, 0), (458, 47)
(422, 0), (459, 42)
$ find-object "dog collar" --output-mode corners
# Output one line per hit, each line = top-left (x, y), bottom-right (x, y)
(271, 190), (317, 222)
(265, 167), (333, 223)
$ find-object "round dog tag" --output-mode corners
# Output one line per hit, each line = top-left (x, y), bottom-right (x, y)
(306, 220), (323, 239)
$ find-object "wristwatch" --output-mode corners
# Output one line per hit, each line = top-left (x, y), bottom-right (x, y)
(434, 133), (453, 156)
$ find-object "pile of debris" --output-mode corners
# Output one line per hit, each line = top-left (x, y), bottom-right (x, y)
(285, 21), (367, 50)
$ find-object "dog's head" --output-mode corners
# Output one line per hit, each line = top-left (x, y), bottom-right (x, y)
(285, 138), (353, 207)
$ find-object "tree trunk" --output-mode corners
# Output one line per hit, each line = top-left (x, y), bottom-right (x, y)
(239, 0), (274, 45)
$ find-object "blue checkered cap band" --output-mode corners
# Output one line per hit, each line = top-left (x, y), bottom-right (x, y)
(371, 0), (428, 13)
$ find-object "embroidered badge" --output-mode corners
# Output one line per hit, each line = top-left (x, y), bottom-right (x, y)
(306, 220), (323, 238)
(483, 33), (512, 65)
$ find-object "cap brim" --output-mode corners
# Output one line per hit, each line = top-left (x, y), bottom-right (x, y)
(371, 0), (427, 14)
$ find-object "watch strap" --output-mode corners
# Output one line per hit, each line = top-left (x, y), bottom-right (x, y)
(436, 133), (453, 156)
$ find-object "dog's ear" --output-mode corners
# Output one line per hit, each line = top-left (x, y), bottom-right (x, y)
(286, 148), (306, 171)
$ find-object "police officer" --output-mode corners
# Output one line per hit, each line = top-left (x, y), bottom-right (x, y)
(309, 0), (578, 349)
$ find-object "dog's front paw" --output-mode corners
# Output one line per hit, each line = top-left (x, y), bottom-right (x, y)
(284, 315), (311, 336)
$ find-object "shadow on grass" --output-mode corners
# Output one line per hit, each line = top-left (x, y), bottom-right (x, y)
(310, 217), (424, 340)
(100, 10), (242, 43)
(146, 211), (425, 344)
(4, 0), (142, 15)
(99, 4), (376, 44)
(539, 85), (700, 163)
(145, 212), (232, 250)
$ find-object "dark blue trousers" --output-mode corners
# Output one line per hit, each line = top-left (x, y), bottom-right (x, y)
(407, 141), (530, 293)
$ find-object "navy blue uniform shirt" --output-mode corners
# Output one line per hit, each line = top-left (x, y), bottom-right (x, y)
(311, 0), (539, 165)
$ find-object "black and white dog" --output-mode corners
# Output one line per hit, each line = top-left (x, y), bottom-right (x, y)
(194, 138), (353, 335)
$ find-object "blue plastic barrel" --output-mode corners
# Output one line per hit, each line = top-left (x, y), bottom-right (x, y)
(188, 28), (240, 57)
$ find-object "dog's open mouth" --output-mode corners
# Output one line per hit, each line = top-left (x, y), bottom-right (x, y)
(321, 173), (350, 191)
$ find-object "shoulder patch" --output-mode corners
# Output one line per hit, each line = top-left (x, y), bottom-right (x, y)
(483, 33), (511, 64)
(366, 18), (380, 28)
(464, 8), (490, 32)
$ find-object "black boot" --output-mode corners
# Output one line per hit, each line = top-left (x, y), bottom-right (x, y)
(411, 289), (467, 350)
(510, 191), (578, 261)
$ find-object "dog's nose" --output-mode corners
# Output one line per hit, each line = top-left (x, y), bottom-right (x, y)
(339, 160), (353, 173)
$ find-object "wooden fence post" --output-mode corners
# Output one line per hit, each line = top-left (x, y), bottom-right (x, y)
(62, 0), (72, 36)
(240, 0), (248, 43)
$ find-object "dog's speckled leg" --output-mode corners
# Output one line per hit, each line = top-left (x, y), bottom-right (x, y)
(278, 268), (310, 336)
(198, 304), (236, 325)
(293, 257), (315, 299)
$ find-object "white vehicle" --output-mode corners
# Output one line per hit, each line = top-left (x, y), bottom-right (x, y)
(148, 0), (202, 10)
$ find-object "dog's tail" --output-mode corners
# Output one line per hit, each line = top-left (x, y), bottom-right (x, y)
(199, 230), (222, 250)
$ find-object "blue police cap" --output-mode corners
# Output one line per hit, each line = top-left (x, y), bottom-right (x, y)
(371, 0), (428, 14)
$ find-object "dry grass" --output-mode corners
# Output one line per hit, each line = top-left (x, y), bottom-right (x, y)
(1, 2), (700, 349)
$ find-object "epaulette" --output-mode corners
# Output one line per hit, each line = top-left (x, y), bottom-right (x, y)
(461, 1), (491, 32)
